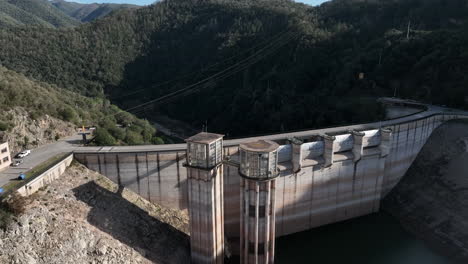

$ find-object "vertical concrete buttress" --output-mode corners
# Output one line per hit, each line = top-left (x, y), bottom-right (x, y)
(351, 130), (365, 162)
(291, 138), (303, 173)
(238, 140), (279, 264)
(185, 133), (225, 264)
(240, 178), (276, 264)
(379, 128), (392, 157)
(323, 135), (336, 167)
(187, 165), (224, 264)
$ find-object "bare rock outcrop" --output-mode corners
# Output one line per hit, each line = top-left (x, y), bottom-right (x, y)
(0, 163), (190, 264)
(0, 108), (75, 154)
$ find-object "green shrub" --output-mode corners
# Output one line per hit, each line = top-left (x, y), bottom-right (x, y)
(4, 194), (27, 215)
(0, 194), (27, 230)
(116, 112), (134, 127)
(125, 130), (144, 145)
(0, 207), (12, 230)
(151, 137), (164, 145)
(59, 106), (77, 122)
(29, 111), (41, 121)
(0, 121), (8, 131)
(94, 128), (116, 146)
(108, 126), (126, 141)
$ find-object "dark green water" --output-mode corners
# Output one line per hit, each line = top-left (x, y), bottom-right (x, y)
(276, 212), (452, 264)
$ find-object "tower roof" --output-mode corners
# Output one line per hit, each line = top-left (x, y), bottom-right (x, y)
(239, 140), (279, 153)
(185, 132), (224, 144)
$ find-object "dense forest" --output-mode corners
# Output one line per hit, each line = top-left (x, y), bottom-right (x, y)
(0, 0), (467, 139)
(50, 0), (139, 23)
(0, 0), (135, 27)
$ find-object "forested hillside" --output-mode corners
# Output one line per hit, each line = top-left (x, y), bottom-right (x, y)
(0, 0), (79, 27)
(51, 0), (139, 22)
(0, 0), (138, 28)
(0, 0), (467, 138)
(0, 67), (164, 146)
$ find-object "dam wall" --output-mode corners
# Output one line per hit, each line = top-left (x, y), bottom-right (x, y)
(73, 113), (467, 244)
(75, 151), (188, 210)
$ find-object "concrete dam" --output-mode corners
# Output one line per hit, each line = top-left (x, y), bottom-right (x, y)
(73, 99), (468, 263)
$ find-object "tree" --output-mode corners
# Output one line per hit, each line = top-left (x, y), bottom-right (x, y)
(94, 128), (116, 146)
(125, 131), (144, 145)
(59, 106), (77, 122)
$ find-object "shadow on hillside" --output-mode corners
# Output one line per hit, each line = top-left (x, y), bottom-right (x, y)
(72, 181), (190, 264)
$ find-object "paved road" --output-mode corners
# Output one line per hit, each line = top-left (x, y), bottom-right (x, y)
(0, 134), (82, 187)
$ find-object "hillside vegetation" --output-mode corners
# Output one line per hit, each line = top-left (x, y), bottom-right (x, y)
(51, 0), (139, 22)
(0, 0), (137, 28)
(0, 0), (467, 137)
(0, 67), (164, 146)
(0, 0), (79, 27)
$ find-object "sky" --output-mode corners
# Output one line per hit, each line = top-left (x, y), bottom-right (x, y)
(71, 0), (330, 6)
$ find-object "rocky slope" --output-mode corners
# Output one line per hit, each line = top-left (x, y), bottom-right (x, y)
(384, 119), (468, 263)
(0, 107), (75, 154)
(0, 163), (190, 264)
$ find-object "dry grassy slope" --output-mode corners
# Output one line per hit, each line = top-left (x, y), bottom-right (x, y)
(384, 119), (468, 263)
(0, 163), (190, 264)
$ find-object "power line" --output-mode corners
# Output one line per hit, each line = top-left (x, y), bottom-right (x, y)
(109, 27), (293, 100)
(123, 31), (299, 114)
(100, 29), (301, 122)
(115, 30), (300, 120)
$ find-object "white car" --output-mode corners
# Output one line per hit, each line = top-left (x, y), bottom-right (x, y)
(17, 150), (31, 158)
(10, 159), (23, 167)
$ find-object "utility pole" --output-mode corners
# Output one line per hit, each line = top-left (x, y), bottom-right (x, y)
(406, 20), (411, 40)
(378, 49), (383, 66)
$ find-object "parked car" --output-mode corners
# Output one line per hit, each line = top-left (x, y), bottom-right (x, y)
(13, 160), (22, 166)
(16, 150), (31, 158)
(10, 159), (23, 167)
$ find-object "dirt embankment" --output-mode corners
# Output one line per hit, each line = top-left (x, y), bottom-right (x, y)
(0, 163), (190, 264)
(384, 119), (468, 263)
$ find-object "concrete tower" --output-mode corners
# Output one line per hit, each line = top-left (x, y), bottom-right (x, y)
(238, 140), (279, 264)
(185, 132), (225, 264)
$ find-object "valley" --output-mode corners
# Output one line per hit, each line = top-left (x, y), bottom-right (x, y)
(1, 0), (468, 263)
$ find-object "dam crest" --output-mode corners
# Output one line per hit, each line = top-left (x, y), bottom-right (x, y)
(73, 98), (468, 263)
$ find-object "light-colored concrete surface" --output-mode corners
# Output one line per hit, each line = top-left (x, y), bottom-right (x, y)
(0, 134), (82, 188)
(16, 154), (73, 196)
(384, 120), (468, 262)
(73, 113), (468, 237)
(0, 141), (12, 171)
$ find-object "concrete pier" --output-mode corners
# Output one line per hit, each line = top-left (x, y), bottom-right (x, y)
(240, 179), (276, 264)
(187, 165), (224, 263)
(185, 133), (225, 264)
(238, 140), (279, 264)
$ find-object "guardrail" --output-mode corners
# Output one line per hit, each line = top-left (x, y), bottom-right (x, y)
(0, 153), (73, 198)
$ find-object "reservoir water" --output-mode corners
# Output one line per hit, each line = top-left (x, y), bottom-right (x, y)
(276, 212), (452, 264)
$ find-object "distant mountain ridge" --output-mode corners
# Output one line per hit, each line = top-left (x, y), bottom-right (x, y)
(50, 0), (140, 22)
(0, 0), (79, 27)
(0, 0), (139, 27)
